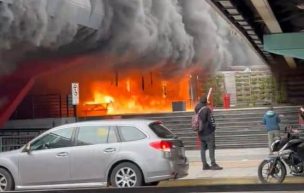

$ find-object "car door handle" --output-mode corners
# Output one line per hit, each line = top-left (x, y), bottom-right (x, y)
(104, 148), (116, 153)
(56, 152), (69, 157)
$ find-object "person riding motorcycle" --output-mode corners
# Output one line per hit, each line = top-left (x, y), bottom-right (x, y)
(274, 126), (300, 151)
(258, 125), (304, 183)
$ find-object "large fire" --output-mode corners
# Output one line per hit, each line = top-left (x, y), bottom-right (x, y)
(79, 71), (193, 116)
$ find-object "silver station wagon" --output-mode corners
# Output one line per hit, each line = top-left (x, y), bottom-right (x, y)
(0, 119), (189, 191)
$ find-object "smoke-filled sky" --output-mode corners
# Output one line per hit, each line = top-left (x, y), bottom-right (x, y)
(0, 0), (266, 76)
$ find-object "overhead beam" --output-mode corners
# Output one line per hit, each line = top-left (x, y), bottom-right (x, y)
(264, 32), (304, 60)
(250, 0), (297, 68)
(206, 0), (268, 66)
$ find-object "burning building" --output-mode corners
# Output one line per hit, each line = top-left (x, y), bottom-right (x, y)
(0, 0), (265, 125)
(29, 58), (206, 117)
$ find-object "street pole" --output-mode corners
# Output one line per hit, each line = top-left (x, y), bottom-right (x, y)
(74, 105), (78, 122)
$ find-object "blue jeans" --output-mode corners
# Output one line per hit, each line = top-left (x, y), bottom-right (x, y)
(200, 132), (216, 166)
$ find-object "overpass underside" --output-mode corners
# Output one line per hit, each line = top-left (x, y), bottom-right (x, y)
(209, 0), (304, 103)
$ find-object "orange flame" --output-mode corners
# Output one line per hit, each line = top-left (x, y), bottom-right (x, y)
(80, 71), (192, 116)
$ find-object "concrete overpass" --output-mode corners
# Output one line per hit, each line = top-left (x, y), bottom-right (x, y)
(208, 0), (304, 69)
(208, 0), (304, 104)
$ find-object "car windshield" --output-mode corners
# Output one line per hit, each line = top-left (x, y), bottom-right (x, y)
(149, 122), (176, 139)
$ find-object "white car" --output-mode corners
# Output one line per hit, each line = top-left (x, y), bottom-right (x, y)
(0, 119), (189, 191)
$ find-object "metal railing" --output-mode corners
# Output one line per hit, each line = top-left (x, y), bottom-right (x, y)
(10, 94), (75, 120)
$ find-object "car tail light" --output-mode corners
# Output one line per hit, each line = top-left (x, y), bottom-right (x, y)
(149, 141), (172, 152)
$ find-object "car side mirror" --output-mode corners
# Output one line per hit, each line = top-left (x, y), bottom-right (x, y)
(23, 143), (31, 153)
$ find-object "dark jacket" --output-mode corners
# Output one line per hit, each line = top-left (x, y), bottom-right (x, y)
(263, 110), (280, 132)
(195, 102), (216, 136)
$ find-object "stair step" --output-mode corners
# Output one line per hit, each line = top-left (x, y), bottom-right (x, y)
(180, 136), (267, 141)
(184, 143), (268, 149)
(165, 120), (298, 128)
(4, 106), (300, 151)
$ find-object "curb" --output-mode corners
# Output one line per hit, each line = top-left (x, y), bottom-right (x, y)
(159, 176), (304, 187)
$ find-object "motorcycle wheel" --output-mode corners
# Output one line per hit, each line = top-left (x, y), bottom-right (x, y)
(258, 159), (286, 184)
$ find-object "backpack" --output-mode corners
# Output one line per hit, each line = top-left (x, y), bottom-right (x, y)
(300, 107), (304, 120)
(192, 106), (206, 132)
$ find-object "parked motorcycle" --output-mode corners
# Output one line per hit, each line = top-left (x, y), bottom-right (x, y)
(258, 126), (304, 183)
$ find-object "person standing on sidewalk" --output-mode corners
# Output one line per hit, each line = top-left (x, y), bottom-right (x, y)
(263, 106), (281, 153)
(195, 95), (223, 170)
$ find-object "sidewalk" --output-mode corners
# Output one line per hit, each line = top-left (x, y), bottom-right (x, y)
(160, 148), (304, 186)
(184, 148), (269, 179)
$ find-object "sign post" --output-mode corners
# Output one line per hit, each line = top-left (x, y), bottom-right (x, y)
(71, 83), (79, 121)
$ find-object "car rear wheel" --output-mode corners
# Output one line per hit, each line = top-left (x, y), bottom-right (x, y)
(110, 162), (143, 187)
(0, 168), (13, 192)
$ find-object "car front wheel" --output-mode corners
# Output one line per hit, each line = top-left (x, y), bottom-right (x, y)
(0, 168), (14, 192)
(110, 162), (143, 187)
